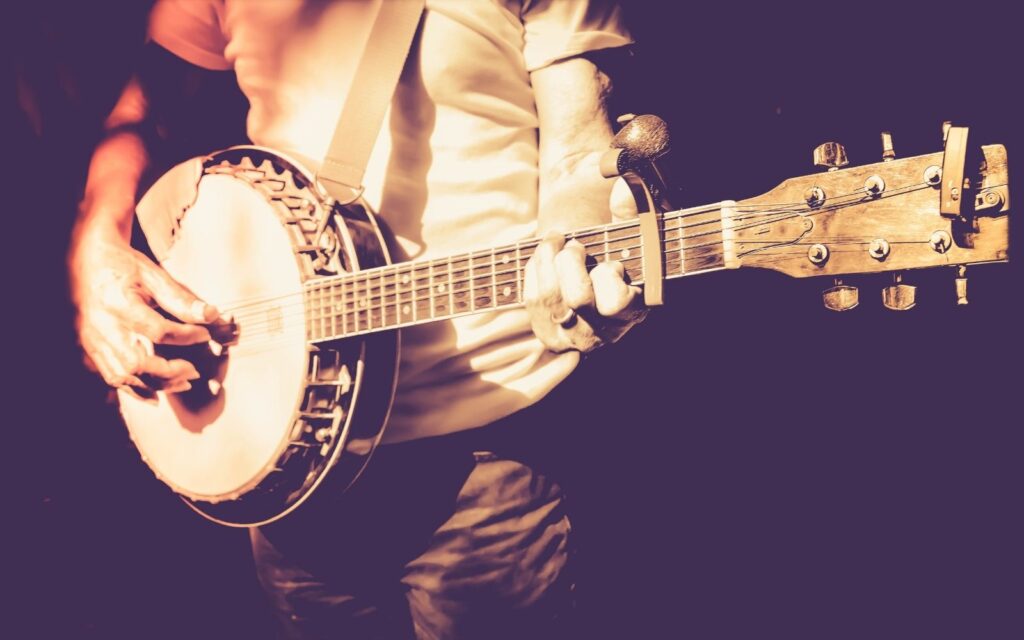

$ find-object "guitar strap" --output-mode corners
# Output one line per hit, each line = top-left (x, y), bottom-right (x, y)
(316, 0), (425, 203)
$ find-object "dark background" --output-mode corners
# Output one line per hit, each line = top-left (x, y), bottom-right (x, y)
(10, 1), (1021, 638)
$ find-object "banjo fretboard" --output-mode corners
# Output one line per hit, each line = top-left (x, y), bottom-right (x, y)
(303, 202), (732, 342)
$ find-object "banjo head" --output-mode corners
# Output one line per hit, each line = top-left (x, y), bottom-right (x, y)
(121, 147), (398, 526)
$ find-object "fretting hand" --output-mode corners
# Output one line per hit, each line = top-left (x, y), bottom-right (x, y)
(524, 177), (647, 353)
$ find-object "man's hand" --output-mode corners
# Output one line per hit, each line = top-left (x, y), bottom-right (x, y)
(524, 178), (646, 353)
(71, 229), (220, 395)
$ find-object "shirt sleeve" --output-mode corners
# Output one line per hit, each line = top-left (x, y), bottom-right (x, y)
(147, 0), (231, 71)
(520, 0), (633, 72)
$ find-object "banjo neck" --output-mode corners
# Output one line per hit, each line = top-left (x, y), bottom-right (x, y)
(303, 201), (734, 343)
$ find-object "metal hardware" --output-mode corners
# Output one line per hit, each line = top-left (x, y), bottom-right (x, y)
(881, 131), (895, 161)
(924, 165), (942, 186)
(868, 238), (890, 260)
(864, 175), (885, 197)
(882, 273), (916, 311)
(823, 279), (859, 311)
(807, 243), (829, 265)
(940, 125), (969, 217)
(804, 186), (826, 207)
(929, 230), (952, 253)
(955, 265), (968, 306)
(600, 114), (673, 306)
(813, 142), (849, 171)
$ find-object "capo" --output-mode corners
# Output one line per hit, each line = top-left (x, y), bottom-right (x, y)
(600, 115), (675, 306)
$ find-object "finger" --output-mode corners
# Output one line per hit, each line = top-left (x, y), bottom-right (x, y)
(126, 300), (212, 345)
(533, 230), (566, 310)
(610, 177), (639, 223)
(524, 231), (571, 352)
(81, 323), (146, 388)
(138, 259), (220, 324)
(561, 312), (603, 353)
(87, 340), (145, 390)
(591, 260), (642, 317)
(554, 240), (595, 310)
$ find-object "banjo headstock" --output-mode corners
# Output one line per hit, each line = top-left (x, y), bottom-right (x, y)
(731, 125), (1009, 310)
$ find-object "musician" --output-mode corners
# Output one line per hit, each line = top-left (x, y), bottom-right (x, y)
(68, 1), (644, 637)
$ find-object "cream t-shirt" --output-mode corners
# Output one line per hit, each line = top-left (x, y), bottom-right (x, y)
(148, 0), (632, 442)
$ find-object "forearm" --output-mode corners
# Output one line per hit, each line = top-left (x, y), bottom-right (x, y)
(537, 148), (616, 234)
(74, 73), (155, 239)
(76, 130), (150, 243)
(532, 56), (618, 234)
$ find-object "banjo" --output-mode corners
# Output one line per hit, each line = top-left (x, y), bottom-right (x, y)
(122, 118), (1010, 526)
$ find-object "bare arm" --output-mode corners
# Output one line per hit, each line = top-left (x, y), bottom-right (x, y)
(524, 56), (645, 354)
(69, 45), (244, 394)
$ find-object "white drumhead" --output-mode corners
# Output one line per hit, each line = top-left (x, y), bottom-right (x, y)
(120, 173), (308, 500)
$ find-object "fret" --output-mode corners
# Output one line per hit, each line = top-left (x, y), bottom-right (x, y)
(413, 264), (432, 320)
(674, 215), (686, 276)
(471, 252), (493, 310)
(342, 276), (350, 333)
(605, 225), (636, 263)
(446, 257), (454, 316)
(430, 260), (447, 317)
(370, 271), (382, 329)
(355, 275), (367, 331)
(467, 252), (476, 313)
(494, 247), (517, 307)
(451, 255), (471, 315)
(679, 208), (726, 274)
(397, 265), (414, 324)
(328, 282), (337, 338)
(514, 244), (523, 303)
(379, 269), (387, 328)
(490, 248), (498, 309)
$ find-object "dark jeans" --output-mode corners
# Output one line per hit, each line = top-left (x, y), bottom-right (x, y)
(251, 403), (576, 639)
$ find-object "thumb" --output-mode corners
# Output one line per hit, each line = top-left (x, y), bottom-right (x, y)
(138, 258), (218, 324)
(609, 177), (639, 223)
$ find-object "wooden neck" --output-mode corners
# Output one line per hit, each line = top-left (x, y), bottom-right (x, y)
(304, 201), (736, 342)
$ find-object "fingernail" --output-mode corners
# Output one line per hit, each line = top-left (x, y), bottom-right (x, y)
(208, 340), (223, 357)
(167, 381), (192, 394)
(190, 300), (208, 322)
(208, 379), (222, 396)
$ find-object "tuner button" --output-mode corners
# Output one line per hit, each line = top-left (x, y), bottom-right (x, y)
(881, 131), (895, 161)
(807, 243), (829, 265)
(882, 273), (917, 311)
(955, 265), (968, 306)
(813, 142), (849, 171)
(823, 280), (859, 312)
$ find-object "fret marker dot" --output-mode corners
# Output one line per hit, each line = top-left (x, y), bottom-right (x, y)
(358, 299), (367, 308)
(334, 302), (343, 312)
(401, 274), (411, 285)
(436, 283), (446, 293)
(502, 254), (510, 264)
(402, 304), (411, 315)
(620, 248), (631, 259)
(502, 286), (512, 297)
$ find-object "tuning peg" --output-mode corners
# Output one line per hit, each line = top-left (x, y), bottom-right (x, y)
(881, 131), (895, 161)
(955, 265), (968, 306)
(813, 142), (849, 171)
(882, 273), (916, 311)
(823, 279), (859, 311)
